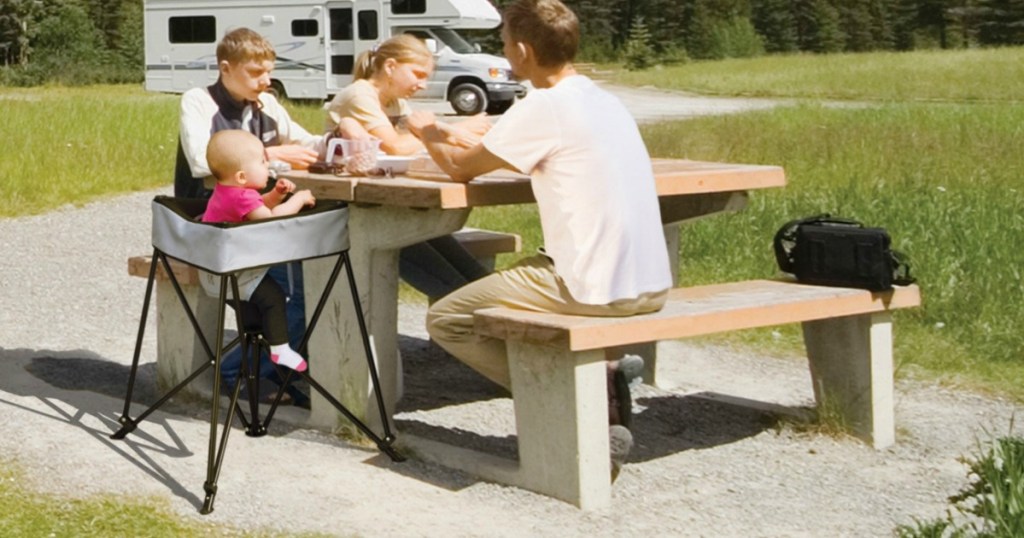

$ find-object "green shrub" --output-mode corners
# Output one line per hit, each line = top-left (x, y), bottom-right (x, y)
(898, 435), (1024, 537)
(707, 17), (766, 59)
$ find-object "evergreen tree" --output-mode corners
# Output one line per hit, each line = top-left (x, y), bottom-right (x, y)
(752, 0), (799, 52)
(623, 15), (655, 69)
(639, 0), (688, 56)
(976, 0), (1024, 44)
(796, 0), (846, 52)
(685, 0), (719, 58)
(840, 0), (877, 51)
(892, 0), (921, 49)
(115, 0), (144, 71)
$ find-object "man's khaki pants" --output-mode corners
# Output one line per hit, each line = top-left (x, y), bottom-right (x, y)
(426, 255), (667, 390)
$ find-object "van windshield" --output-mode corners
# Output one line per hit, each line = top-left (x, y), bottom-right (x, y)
(431, 28), (477, 54)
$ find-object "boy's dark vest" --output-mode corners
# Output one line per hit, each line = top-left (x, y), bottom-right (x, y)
(173, 81), (283, 198)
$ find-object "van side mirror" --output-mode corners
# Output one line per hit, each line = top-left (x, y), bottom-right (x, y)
(424, 38), (438, 54)
(473, 43), (482, 53)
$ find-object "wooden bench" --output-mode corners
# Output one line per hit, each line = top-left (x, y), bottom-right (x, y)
(449, 227), (521, 270)
(405, 279), (920, 510)
(128, 228), (520, 390)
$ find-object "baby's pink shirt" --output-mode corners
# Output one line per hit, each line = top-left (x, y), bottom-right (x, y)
(202, 184), (265, 223)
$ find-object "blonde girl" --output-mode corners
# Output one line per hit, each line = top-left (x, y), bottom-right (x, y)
(325, 34), (489, 155)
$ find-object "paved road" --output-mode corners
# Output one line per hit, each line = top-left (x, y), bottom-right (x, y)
(412, 82), (785, 123)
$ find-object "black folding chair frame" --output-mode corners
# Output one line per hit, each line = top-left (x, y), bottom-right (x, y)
(111, 247), (403, 514)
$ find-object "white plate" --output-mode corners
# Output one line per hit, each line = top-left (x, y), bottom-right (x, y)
(375, 155), (416, 174)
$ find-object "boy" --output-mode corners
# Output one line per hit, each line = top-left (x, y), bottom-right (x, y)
(176, 27), (327, 403)
(176, 27), (326, 198)
(407, 0), (672, 478)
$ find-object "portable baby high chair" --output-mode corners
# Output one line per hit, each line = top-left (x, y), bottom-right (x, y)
(111, 196), (402, 514)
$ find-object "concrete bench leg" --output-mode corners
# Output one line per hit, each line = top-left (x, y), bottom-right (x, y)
(802, 311), (895, 449)
(154, 278), (219, 393)
(507, 342), (612, 510)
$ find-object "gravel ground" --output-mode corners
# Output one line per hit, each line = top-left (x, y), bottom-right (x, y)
(1, 187), (1021, 537)
(0, 86), (1019, 536)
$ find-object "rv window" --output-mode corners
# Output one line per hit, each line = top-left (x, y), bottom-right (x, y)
(292, 19), (319, 37)
(169, 16), (216, 44)
(332, 55), (354, 75)
(330, 9), (353, 40)
(391, 0), (426, 15)
(357, 11), (378, 40)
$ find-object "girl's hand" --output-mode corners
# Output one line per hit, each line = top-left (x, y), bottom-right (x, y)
(405, 110), (437, 138)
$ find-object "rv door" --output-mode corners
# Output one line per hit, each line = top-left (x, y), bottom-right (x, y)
(325, 0), (381, 95)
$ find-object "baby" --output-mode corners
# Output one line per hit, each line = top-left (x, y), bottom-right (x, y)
(202, 129), (316, 372)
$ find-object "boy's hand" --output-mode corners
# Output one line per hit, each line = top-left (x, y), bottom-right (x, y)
(274, 178), (296, 195)
(266, 144), (318, 170)
(438, 122), (483, 148)
(457, 113), (492, 137)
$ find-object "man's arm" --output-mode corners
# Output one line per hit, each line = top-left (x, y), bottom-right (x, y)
(409, 111), (510, 183)
(179, 89), (215, 178)
(262, 94), (325, 169)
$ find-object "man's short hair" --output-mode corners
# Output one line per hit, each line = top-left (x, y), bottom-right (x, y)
(216, 27), (276, 65)
(502, 0), (578, 68)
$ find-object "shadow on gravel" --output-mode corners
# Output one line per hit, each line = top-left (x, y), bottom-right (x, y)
(393, 393), (775, 465)
(396, 334), (507, 413)
(392, 335), (778, 463)
(0, 347), (203, 508)
(630, 392), (778, 461)
(27, 355), (162, 404)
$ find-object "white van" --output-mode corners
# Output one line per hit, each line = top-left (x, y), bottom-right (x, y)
(144, 0), (526, 115)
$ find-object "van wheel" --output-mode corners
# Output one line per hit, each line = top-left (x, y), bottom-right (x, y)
(486, 99), (514, 115)
(449, 83), (487, 115)
(267, 80), (287, 100)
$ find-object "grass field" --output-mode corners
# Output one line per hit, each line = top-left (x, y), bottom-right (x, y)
(611, 47), (1024, 102)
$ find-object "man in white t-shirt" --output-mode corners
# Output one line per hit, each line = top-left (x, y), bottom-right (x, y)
(407, 0), (672, 478)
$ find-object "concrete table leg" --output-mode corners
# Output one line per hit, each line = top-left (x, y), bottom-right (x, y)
(155, 278), (219, 393)
(302, 205), (469, 433)
(802, 311), (896, 449)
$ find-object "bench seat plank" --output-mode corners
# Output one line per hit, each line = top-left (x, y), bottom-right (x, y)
(450, 227), (521, 259)
(475, 279), (921, 351)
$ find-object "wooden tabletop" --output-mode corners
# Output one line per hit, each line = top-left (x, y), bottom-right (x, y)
(281, 157), (786, 209)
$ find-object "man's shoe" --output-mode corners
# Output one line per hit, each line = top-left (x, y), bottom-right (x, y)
(608, 355), (644, 429)
(609, 424), (634, 482)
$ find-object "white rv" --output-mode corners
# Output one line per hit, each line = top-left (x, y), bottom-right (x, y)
(144, 0), (526, 115)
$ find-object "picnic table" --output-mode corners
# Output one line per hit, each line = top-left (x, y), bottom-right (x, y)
(280, 158), (786, 431)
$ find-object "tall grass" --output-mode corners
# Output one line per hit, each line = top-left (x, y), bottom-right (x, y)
(612, 47), (1024, 102)
(640, 103), (1024, 394)
(0, 85), (179, 216)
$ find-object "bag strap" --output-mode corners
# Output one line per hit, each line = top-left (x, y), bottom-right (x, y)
(891, 249), (916, 286)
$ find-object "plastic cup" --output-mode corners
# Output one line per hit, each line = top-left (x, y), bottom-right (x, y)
(325, 137), (381, 176)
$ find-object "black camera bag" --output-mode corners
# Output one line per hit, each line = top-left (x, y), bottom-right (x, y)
(773, 214), (915, 292)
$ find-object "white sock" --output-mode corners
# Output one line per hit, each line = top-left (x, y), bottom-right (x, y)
(270, 344), (307, 372)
